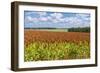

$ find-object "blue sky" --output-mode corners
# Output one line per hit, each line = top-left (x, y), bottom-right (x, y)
(24, 11), (90, 28)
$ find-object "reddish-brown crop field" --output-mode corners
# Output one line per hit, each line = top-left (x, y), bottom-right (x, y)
(24, 29), (90, 46)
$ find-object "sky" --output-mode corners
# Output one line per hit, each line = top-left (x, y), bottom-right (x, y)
(24, 11), (90, 28)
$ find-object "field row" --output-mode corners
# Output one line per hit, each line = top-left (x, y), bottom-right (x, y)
(24, 30), (90, 46)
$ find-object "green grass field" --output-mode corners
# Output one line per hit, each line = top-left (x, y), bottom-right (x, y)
(27, 29), (68, 32)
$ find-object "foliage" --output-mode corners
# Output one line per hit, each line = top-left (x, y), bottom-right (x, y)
(24, 41), (90, 62)
(68, 27), (90, 32)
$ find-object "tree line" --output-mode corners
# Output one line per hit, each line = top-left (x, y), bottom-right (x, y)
(68, 27), (90, 32)
(25, 27), (90, 32)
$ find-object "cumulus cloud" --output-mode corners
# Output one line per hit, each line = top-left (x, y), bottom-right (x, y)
(76, 14), (90, 21)
(37, 12), (47, 17)
(76, 14), (90, 18)
(25, 11), (37, 16)
(27, 16), (33, 21)
(48, 13), (64, 23)
(50, 13), (63, 18)
(68, 17), (83, 25)
(25, 16), (39, 23)
(39, 17), (48, 21)
(24, 11), (90, 28)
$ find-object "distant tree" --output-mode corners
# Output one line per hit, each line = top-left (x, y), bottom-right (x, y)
(68, 27), (90, 32)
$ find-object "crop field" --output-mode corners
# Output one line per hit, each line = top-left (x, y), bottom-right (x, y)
(24, 29), (90, 62)
(25, 29), (68, 32)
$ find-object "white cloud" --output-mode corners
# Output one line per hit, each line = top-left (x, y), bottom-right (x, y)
(37, 12), (47, 17)
(25, 11), (90, 28)
(63, 17), (70, 22)
(76, 14), (90, 21)
(39, 17), (48, 21)
(69, 17), (83, 25)
(52, 19), (59, 23)
(50, 13), (63, 19)
(47, 13), (64, 23)
(27, 16), (33, 21)
(25, 11), (37, 16)
(55, 16), (84, 27)
(32, 18), (38, 22)
(25, 16), (39, 23)
(76, 14), (90, 17)
(47, 16), (52, 20)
